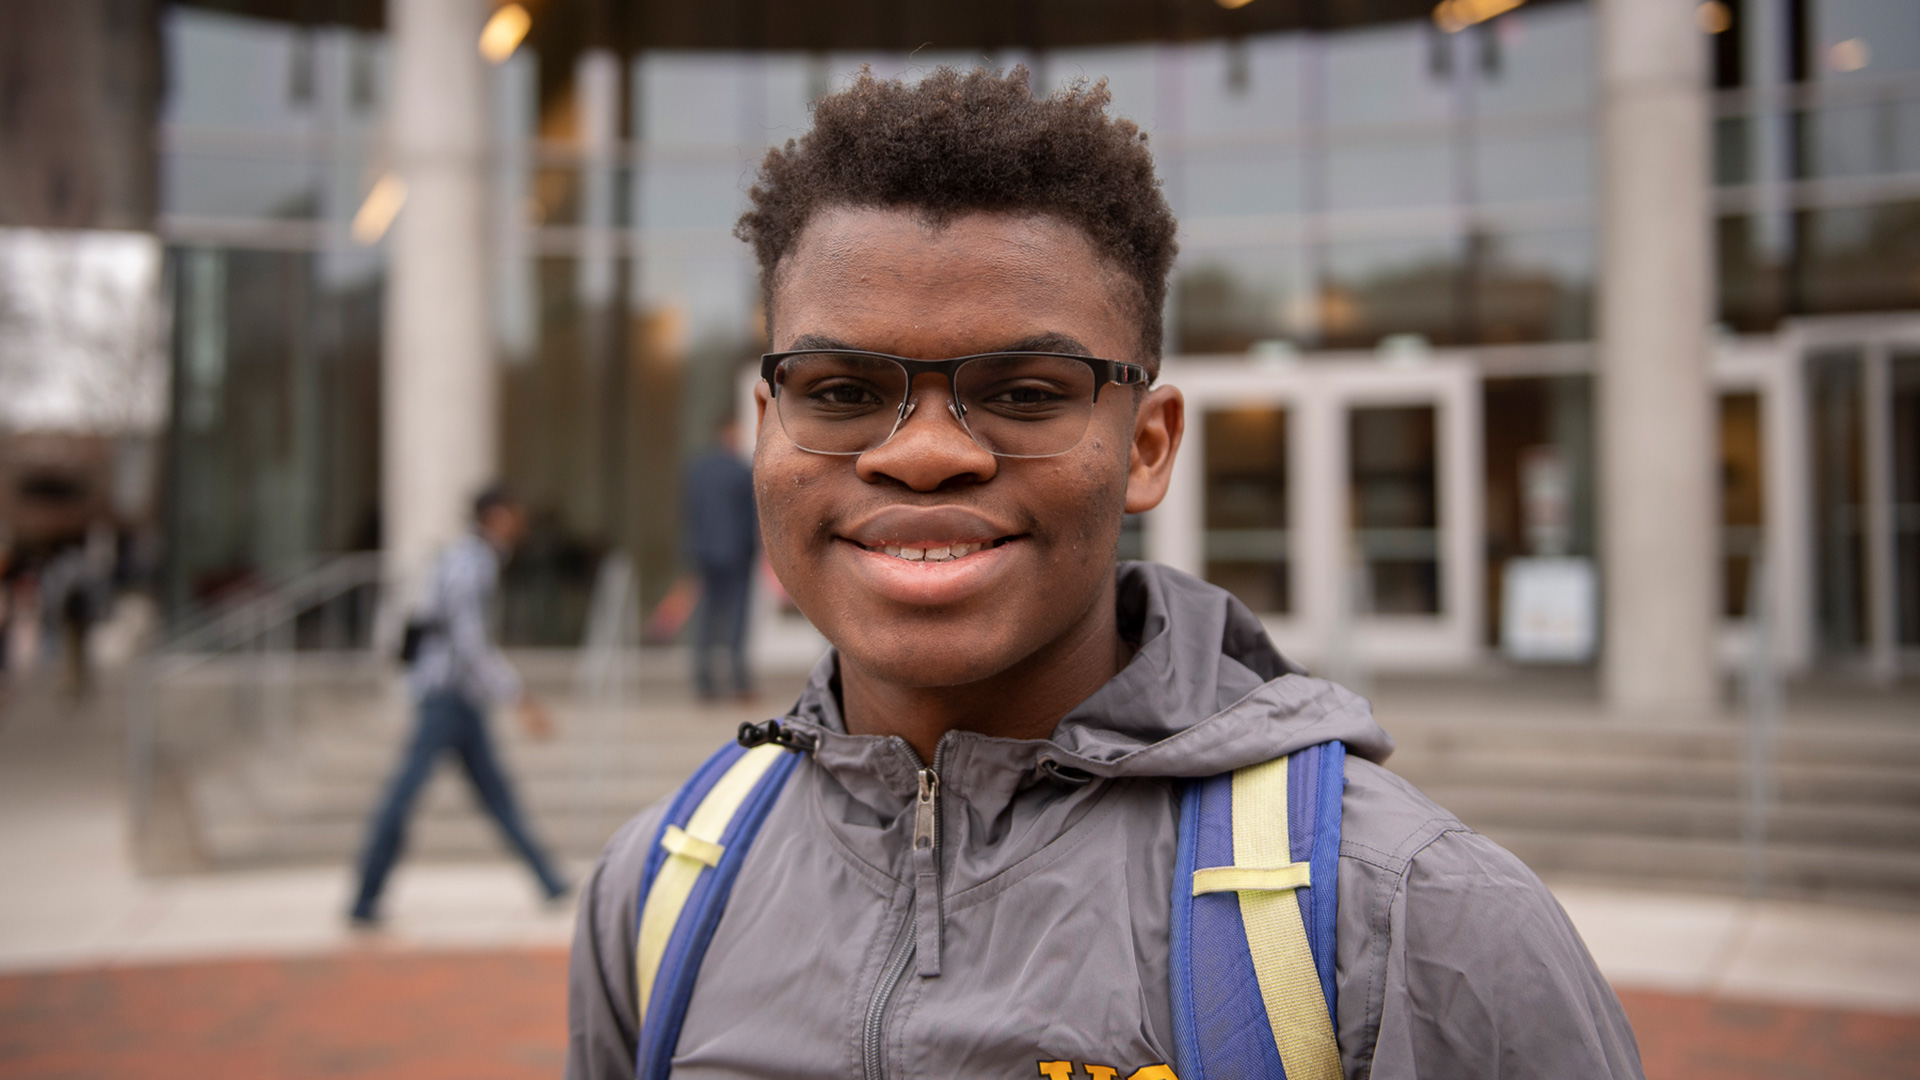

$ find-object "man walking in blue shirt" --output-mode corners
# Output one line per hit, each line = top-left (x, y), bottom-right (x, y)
(680, 418), (758, 702)
(349, 486), (570, 925)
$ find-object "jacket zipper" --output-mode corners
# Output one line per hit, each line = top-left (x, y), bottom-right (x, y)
(911, 765), (943, 977)
(865, 748), (946, 1080)
(861, 906), (916, 1080)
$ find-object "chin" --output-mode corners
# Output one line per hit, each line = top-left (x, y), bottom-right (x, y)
(831, 623), (1034, 691)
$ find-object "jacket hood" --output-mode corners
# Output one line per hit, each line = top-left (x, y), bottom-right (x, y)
(783, 562), (1394, 800)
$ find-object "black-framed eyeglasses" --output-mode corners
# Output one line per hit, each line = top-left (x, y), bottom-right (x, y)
(761, 349), (1150, 459)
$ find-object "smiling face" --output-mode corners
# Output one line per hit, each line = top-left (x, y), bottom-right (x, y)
(754, 206), (1183, 700)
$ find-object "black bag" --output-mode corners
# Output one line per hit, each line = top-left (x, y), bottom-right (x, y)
(397, 617), (442, 665)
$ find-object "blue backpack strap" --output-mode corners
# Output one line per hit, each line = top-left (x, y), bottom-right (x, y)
(1170, 741), (1346, 1080)
(633, 739), (802, 1080)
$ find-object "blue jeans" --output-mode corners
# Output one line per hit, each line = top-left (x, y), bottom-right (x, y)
(692, 563), (752, 698)
(350, 692), (566, 918)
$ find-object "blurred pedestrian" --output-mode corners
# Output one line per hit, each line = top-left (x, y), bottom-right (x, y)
(0, 530), (13, 683)
(680, 416), (758, 702)
(349, 486), (569, 926)
(39, 531), (111, 699)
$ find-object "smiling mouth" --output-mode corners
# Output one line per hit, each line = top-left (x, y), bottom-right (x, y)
(854, 537), (1017, 563)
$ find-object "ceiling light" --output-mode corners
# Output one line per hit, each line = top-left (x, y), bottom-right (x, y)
(1432, 0), (1526, 34)
(479, 3), (532, 65)
(351, 175), (407, 245)
(1828, 38), (1870, 73)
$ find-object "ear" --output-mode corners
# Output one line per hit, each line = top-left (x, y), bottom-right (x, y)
(753, 381), (772, 429)
(1124, 385), (1184, 514)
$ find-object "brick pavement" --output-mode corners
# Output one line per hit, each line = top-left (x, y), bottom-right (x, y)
(2, 948), (1917, 1080)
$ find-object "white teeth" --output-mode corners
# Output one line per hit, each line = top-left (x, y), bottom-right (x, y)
(874, 542), (989, 562)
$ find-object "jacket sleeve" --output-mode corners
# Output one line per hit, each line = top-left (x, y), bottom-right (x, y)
(566, 803), (669, 1080)
(1364, 829), (1645, 1080)
(443, 552), (522, 706)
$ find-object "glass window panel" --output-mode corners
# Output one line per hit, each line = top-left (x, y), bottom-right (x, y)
(1714, 115), (1752, 187)
(636, 158), (757, 232)
(1792, 201), (1920, 315)
(165, 247), (383, 617)
(1324, 137), (1456, 213)
(1178, 35), (1307, 140)
(639, 52), (753, 147)
(1892, 351), (1920, 646)
(1471, 130), (1594, 205)
(1810, 0), (1920, 80)
(758, 54), (818, 143)
(1720, 392), (1766, 619)
(1717, 213), (1789, 332)
(165, 10), (317, 129)
(1325, 21), (1451, 130)
(1808, 348), (1867, 654)
(1470, 228), (1594, 344)
(1797, 95), (1920, 181)
(1182, 146), (1305, 220)
(1349, 405), (1441, 616)
(1471, 4), (1595, 118)
(162, 151), (321, 220)
(1321, 235), (1465, 348)
(1482, 376), (1596, 645)
(1043, 45), (1161, 133)
(1205, 406), (1291, 615)
(1173, 247), (1309, 353)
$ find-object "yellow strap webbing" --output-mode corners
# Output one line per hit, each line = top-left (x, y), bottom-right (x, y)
(660, 825), (725, 868)
(1230, 754), (1342, 1080)
(635, 743), (785, 1026)
(1190, 862), (1311, 896)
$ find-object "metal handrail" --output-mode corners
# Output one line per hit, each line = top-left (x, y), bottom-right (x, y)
(128, 552), (393, 860)
(159, 552), (388, 660)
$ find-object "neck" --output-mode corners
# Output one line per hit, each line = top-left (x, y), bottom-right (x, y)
(837, 574), (1130, 765)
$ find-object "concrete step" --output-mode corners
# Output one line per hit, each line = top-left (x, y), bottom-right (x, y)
(1390, 753), (1920, 806)
(169, 674), (1920, 906)
(1485, 827), (1920, 906)
(1428, 786), (1920, 848)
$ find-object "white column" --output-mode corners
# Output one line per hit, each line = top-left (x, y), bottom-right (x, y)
(383, 0), (494, 591)
(1598, 0), (1718, 715)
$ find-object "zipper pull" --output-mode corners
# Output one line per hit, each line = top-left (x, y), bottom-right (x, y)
(912, 767), (942, 977)
(914, 768), (939, 852)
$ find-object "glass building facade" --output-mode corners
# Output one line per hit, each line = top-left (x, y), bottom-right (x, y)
(156, 0), (1920, 666)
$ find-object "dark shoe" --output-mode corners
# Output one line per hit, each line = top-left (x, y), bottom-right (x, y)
(346, 910), (384, 932)
(543, 879), (576, 908)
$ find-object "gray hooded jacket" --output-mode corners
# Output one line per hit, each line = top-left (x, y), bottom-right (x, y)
(568, 563), (1643, 1079)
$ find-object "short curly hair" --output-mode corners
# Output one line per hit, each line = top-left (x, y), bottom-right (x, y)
(736, 65), (1178, 367)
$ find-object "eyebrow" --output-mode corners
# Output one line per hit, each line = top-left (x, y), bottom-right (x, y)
(780, 331), (1097, 358)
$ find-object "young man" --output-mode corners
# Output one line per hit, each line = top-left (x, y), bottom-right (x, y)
(350, 486), (569, 925)
(568, 69), (1642, 1079)
(680, 417), (759, 703)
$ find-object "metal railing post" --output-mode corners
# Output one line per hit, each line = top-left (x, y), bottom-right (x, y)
(1742, 554), (1782, 899)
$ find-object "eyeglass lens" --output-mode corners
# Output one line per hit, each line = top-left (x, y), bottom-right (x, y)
(772, 353), (1101, 458)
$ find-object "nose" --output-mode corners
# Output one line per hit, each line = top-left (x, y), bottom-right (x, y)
(854, 372), (998, 491)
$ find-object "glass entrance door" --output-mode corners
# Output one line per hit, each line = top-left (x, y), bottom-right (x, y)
(1806, 339), (1919, 680)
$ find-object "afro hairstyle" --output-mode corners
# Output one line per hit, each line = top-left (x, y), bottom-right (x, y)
(735, 65), (1178, 368)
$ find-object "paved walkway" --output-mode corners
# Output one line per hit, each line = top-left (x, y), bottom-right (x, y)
(2, 671), (1917, 1078)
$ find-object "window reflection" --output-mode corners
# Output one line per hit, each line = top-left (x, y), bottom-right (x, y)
(1175, 250), (1307, 354)
(1720, 393), (1766, 619)
(1205, 407), (1291, 615)
(1793, 201), (1920, 315)
(1349, 405), (1441, 616)
(1322, 236), (1466, 349)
